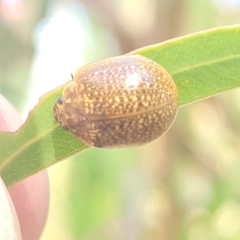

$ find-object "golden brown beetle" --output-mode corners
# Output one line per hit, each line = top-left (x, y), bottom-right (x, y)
(53, 55), (178, 148)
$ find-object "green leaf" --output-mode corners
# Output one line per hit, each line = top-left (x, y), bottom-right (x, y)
(0, 86), (90, 186)
(131, 25), (240, 105)
(1, 25), (240, 186)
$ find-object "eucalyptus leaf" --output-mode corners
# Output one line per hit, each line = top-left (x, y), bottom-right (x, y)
(1, 25), (240, 186)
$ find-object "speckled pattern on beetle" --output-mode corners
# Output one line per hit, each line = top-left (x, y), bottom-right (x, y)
(53, 55), (178, 148)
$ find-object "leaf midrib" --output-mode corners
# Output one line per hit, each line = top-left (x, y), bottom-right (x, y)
(0, 122), (59, 171)
(171, 54), (240, 76)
